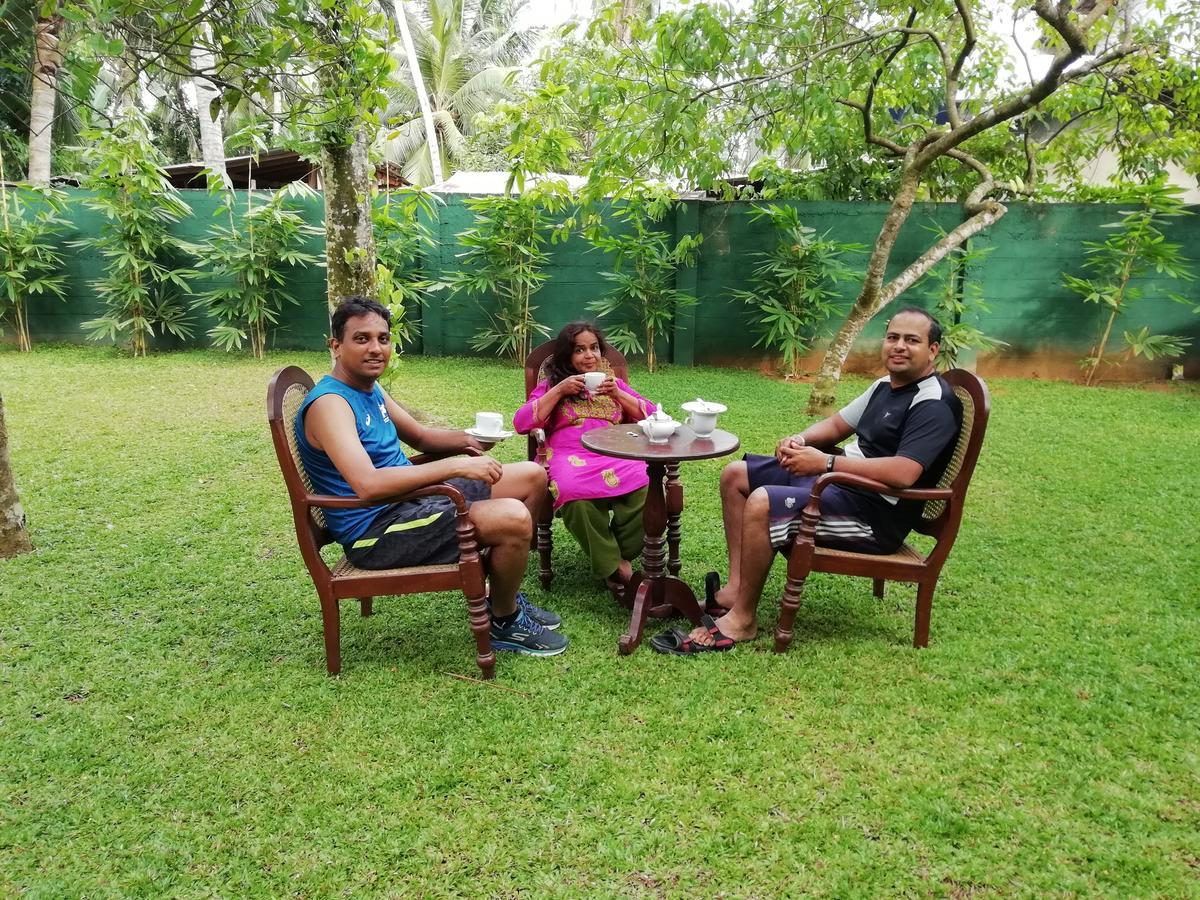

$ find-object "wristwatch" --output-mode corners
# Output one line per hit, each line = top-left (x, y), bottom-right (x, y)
(826, 454), (836, 472)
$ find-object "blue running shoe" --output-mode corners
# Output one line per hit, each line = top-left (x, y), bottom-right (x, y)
(487, 591), (562, 631)
(490, 609), (568, 657)
(514, 591), (562, 631)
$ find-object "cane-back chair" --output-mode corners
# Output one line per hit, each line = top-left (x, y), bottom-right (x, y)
(267, 366), (495, 678)
(774, 368), (990, 652)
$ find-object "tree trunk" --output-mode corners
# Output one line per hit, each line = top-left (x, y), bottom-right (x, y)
(190, 24), (229, 188)
(391, 0), (443, 184)
(807, 167), (923, 414)
(321, 127), (378, 305)
(0, 393), (33, 558)
(615, 0), (640, 41)
(27, 12), (62, 186)
(806, 171), (1007, 415)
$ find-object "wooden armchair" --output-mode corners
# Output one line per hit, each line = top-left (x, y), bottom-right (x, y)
(267, 366), (495, 678)
(774, 369), (990, 652)
(521, 339), (631, 588)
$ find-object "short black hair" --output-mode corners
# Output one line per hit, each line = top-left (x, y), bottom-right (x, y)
(887, 306), (942, 345)
(330, 296), (391, 341)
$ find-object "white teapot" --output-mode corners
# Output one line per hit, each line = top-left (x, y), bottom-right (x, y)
(639, 407), (680, 443)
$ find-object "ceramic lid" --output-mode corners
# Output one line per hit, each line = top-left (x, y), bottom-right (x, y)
(681, 399), (727, 414)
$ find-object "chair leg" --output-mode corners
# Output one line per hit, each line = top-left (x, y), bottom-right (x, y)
(537, 512), (553, 590)
(774, 572), (808, 654)
(359, 596), (373, 617)
(873, 578), (885, 599)
(464, 588), (496, 680)
(913, 580), (935, 648)
(318, 591), (341, 675)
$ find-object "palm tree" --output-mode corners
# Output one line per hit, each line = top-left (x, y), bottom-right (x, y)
(382, 0), (540, 185)
(26, 4), (62, 186)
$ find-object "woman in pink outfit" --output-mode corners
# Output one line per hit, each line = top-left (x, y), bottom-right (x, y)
(514, 322), (656, 599)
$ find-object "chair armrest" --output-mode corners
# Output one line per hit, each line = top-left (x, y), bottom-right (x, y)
(408, 446), (482, 465)
(305, 482), (469, 514)
(809, 471), (952, 503)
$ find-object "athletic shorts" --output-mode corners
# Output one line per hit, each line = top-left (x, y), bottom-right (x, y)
(344, 477), (491, 570)
(744, 453), (897, 554)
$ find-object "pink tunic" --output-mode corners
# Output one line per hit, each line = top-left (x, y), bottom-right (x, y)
(514, 379), (657, 510)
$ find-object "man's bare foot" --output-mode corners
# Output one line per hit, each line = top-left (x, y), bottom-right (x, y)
(711, 585), (738, 610)
(686, 611), (757, 647)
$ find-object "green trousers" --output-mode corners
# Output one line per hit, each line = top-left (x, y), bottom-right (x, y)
(558, 487), (648, 580)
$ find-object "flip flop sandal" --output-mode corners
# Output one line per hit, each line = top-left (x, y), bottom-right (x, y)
(704, 571), (731, 617)
(650, 617), (736, 656)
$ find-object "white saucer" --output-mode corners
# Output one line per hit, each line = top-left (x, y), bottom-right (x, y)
(465, 427), (514, 441)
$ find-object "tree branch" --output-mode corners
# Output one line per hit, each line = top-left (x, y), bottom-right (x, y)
(945, 0), (976, 129)
(877, 200), (1008, 307)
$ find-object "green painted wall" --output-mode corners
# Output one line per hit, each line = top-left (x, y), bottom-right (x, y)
(11, 189), (1200, 367)
(968, 203), (1200, 353)
(22, 188), (329, 351)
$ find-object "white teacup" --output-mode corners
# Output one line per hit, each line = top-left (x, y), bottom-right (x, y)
(474, 411), (504, 436)
(681, 400), (727, 437)
(582, 371), (606, 392)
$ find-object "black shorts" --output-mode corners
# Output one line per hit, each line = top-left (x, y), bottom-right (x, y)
(744, 453), (898, 554)
(344, 477), (492, 570)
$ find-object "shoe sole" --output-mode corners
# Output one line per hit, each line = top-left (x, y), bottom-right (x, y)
(491, 639), (568, 657)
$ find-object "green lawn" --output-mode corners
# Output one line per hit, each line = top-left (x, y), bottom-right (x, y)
(2, 346), (1198, 897)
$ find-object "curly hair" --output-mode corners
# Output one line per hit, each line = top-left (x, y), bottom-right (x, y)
(545, 321), (609, 386)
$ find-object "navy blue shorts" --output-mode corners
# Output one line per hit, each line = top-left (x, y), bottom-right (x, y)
(744, 453), (896, 553)
(344, 477), (492, 570)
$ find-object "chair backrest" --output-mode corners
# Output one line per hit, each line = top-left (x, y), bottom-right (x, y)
(523, 339), (629, 460)
(914, 368), (990, 541)
(267, 366), (333, 554)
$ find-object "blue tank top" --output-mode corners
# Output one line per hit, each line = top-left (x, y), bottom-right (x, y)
(295, 375), (412, 545)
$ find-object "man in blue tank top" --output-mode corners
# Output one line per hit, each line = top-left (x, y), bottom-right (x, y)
(297, 297), (567, 657)
(658, 307), (962, 655)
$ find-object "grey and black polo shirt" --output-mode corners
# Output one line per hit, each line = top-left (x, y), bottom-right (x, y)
(838, 372), (963, 546)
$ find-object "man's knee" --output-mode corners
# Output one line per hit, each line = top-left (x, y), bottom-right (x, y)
(511, 460), (546, 486)
(721, 460), (748, 495)
(474, 497), (533, 544)
(745, 487), (771, 521)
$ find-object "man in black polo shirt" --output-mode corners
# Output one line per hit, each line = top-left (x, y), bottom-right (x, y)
(661, 307), (962, 654)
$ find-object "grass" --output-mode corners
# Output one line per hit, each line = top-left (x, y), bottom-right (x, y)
(1, 345), (1198, 897)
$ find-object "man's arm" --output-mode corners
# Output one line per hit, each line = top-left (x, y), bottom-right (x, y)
(382, 394), (494, 454)
(305, 395), (501, 501)
(778, 442), (924, 489)
(777, 397), (960, 490)
(776, 413), (856, 458)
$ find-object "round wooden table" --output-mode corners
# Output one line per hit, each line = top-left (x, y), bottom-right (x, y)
(581, 424), (740, 654)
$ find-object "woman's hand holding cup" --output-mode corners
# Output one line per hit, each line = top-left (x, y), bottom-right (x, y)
(559, 374), (588, 397)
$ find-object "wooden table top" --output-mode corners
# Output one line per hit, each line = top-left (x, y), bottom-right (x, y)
(581, 424), (740, 463)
